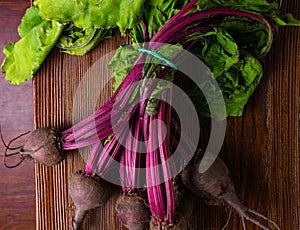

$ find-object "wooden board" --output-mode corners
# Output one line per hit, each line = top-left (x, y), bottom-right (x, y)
(34, 1), (300, 229)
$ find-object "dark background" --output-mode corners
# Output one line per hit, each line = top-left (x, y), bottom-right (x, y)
(0, 1), (35, 230)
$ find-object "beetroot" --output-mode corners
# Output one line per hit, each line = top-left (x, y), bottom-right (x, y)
(115, 193), (150, 230)
(1, 127), (63, 167)
(182, 151), (280, 230)
(174, 175), (195, 219)
(150, 213), (187, 230)
(68, 170), (112, 230)
(148, 176), (195, 230)
(22, 128), (63, 165)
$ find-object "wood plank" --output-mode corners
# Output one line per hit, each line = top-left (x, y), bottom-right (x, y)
(34, 1), (299, 229)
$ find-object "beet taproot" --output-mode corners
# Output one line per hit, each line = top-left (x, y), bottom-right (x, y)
(68, 170), (112, 230)
(174, 175), (195, 219)
(150, 213), (187, 230)
(22, 128), (63, 166)
(1, 127), (63, 167)
(116, 193), (150, 230)
(151, 177), (194, 230)
(182, 151), (280, 230)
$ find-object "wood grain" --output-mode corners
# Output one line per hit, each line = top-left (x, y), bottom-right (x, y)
(34, 1), (300, 230)
(0, 1), (35, 230)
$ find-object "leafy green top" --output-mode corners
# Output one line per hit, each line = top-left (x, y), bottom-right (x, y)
(34, 0), (145, 33)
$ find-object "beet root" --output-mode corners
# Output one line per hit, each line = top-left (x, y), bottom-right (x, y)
(1, 127), (63, 167)
(68, 170), (112, 230)
(115, 193), (150, 230)
(182, 153), (280, 230)
(174, 175), (195, 219)
(22, 128), (63, 166)
(150, 213), (187, 230)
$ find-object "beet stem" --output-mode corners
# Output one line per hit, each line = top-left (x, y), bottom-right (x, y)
(158, 97), (175, 224)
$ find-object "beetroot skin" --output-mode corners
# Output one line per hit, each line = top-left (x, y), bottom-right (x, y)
(68, 170), (112, 230)
(115, 193), (150, 230)
(150, 213), (187, 230)
(150, 185), (193, 230)
(21, 128), (63, 166)
(182, 152), (280, 230)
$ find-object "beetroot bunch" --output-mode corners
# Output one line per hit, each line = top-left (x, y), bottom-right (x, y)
(3, 0), (299, 229)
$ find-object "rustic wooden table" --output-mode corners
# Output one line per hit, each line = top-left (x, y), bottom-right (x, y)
(1, 1), (299, 230)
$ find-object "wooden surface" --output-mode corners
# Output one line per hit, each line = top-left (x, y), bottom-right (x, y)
(0, 1), (35, 230)
(1, 0), (298, 230)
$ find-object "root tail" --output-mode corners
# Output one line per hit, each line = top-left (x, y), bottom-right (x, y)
(224, 193), (280, 230)
(72, 209), (87, 230)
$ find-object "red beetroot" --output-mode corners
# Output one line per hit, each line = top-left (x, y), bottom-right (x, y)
(22, 128), (63, 165)
(68, 170), (112, 230)
(174, 175), (195, 219)
(149, 176), (195, 230)
(150, 213), (187, 230)
(1, 127), (63, 167)
(182, 151), (280, 230)
(115, 193), (150, 230)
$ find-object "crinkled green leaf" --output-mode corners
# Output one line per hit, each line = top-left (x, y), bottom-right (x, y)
(220, 16), (271, 57)
(186, 80), (227, 120)
(196, 0), (281, 16)
(18, 6), (44, 37)
(188, 55), (262, 117)
(34, 0), (145, 33)
(57, 25), (111, 55)
(132, 0), (189, 42)
(188, 29), (263, 117)
(1, 6), (64, 84)
(107, 45), (140, 92)
(192, 29), (239, 78)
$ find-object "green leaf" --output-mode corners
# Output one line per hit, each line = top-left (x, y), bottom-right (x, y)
(187, 53), (262, 117)
(34, 0), (145, 33)
(18, 6), (44, 37)
(57, 26), (111, 55)
(196, 0), (281, 16)
(220, 16), (271, 57)
(273, 13), (300, 26)
(107, 45), (140, 92)
(192, 29), (240, 78)
(188, 28), (263, 117)
(132, 0), (189, 42)
(1, 6), (64, 84)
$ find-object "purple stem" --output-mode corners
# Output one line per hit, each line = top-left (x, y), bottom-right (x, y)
(84, 141), (102, 174)
(151, 9), (272, 55)
(157, 96), (175, 225)
(60, 60), (145, 139)
(146, 115), (166, 222)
